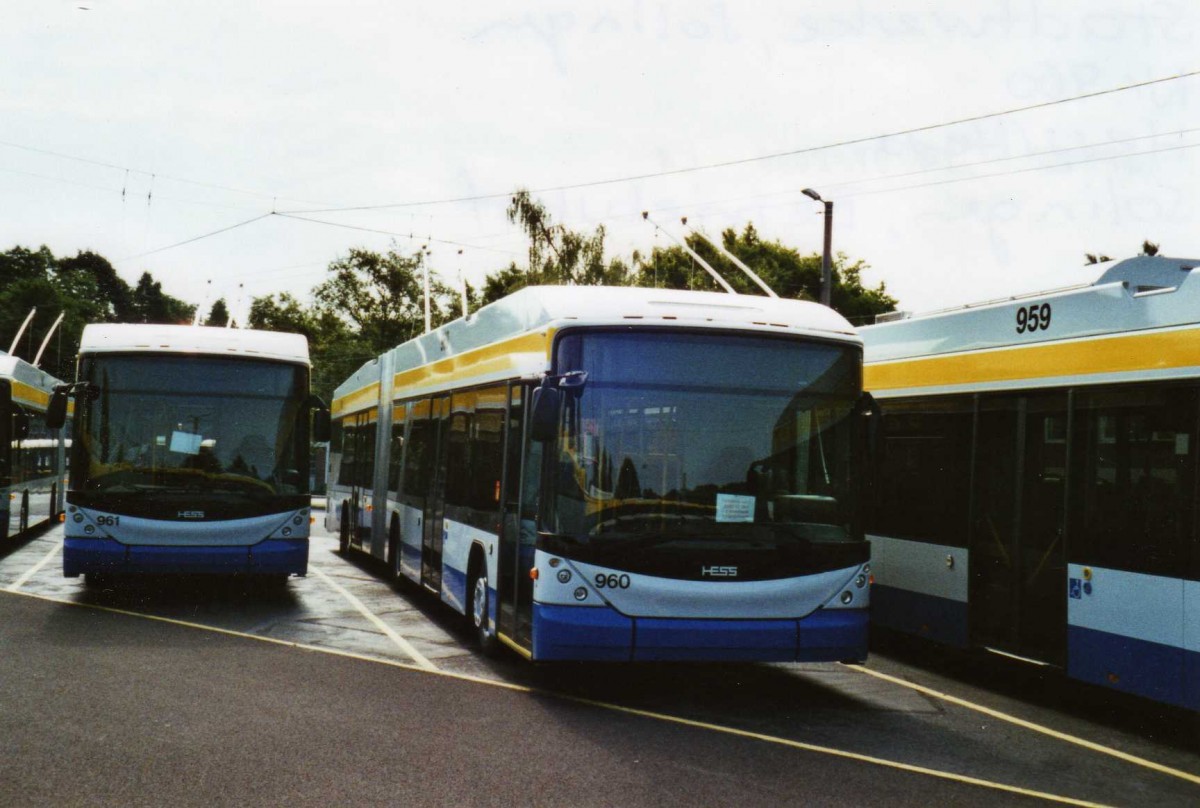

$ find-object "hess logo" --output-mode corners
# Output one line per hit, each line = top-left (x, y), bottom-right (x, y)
(701, 565), (738, 578)
(177, 511), (206, 519)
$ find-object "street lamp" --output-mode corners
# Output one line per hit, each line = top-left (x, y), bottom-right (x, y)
(801, 188), (833, 307)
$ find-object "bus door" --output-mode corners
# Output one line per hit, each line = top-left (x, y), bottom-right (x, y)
(421, 396), (450, 594)
(347, 409), (378, 548)
(970, 393), (1068, 664)
(497, 384), (537, 650)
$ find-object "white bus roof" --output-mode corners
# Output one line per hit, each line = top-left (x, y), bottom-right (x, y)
(0, 351), (65, 410)
(862, 255), (1200, 396)
(79, 324), (310, 366)
(333, 285), (858, 410)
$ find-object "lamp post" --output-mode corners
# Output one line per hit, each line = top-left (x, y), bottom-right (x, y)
(801, 188), (833, 307)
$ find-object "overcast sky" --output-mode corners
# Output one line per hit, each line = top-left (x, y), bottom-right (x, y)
(3, 1), (1198, 322)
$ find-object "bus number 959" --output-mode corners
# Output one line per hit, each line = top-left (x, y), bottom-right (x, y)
(1016, 302), (1052, 334)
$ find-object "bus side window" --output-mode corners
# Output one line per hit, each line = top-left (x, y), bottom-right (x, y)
(1071, 386), (1196, 576)
(337, 418), (356, 487)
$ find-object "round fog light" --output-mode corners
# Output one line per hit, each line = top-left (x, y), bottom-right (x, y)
(840, 590), (853, 605)
(73, 513), (84, 523)
(573, 587), (588, 601)
(292, 516), (303, 526)
(557, 569), (571, 584)
(282, 527), (292, 536)
(856, 575), (867, 588)
(84, 524), (95, 535)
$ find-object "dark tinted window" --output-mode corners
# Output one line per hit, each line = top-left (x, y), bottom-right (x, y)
(1071, 385), (1196, 576)
(869, 396), (973, 545)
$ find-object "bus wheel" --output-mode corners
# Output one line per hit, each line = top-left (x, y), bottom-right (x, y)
(387, 520), (400, 581)
(470, 571), (498, 657)
(338, 504), (351, 554)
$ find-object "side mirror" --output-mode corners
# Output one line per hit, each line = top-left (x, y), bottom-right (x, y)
(308, 395), (331, 442)
(530, 383), (561, 443)
(46, 388), (69, 430)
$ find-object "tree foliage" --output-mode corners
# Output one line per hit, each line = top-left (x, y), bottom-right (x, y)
(0, 245), (193, 380)
(313, 246), (460, 354)
(482, 190), (631, 304)
(631, 223), (896, 324)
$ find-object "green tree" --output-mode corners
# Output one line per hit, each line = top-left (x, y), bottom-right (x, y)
(312, 246), (458, 355)
(630, 224), (896, 324)
(59, 251), (136, 321)
(204, 298), (230, 327)
(130, 272), (195, 324)
(482, 190), (631, 304)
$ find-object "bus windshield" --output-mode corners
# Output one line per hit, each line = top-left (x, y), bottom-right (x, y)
(74, 355), (309, 500)
(547, 331), (863, 547)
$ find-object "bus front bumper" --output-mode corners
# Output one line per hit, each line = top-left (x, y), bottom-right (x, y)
(62, 537), (308, 576)
(531, 603), (868, 663)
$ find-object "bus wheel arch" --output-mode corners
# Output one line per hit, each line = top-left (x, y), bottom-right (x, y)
(467, 544), (497, 656)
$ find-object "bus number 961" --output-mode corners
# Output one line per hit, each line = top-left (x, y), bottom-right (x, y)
(1016, 302), (1052, 334)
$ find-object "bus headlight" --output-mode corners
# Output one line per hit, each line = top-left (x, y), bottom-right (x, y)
(84, 524), (95, 535)
(73, 513), (84, 523)
(856, 575), (867, 588)
(557, 569), (572, 584)
(574, 587), (588, 601)
(840, 591), (853, 605)
(282, 527), (292, 537)
(292, 516), (303, 526)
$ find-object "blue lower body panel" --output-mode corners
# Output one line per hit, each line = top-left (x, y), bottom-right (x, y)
(532, 603), (868, 663)
(1067, 624), (1196, 710)
(63, 538), (308, 576)
(871, 584), (969, 647)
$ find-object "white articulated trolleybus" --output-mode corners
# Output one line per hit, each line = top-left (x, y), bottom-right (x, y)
(328, 285), (876, 662)
(2, 352), (67, 540)
(48, 324), (329, 583)
(862, 255), (1200, 710)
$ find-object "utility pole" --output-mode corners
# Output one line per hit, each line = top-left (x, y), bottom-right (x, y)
(802, 188), (833, 307)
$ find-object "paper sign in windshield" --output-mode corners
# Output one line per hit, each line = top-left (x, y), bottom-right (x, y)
(716, 493), (755, 523)
(170, 430), (203, 455)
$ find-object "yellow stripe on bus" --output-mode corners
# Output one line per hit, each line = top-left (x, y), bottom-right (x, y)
(865, 327), (1200, 392)
(332, 382), (380, 417)
(11, 380), (50, 410)
(392, 331), (551, 396)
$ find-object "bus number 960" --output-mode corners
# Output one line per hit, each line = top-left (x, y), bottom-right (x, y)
(595, 573), (631, 590)
(1016, 302), (1052, 334)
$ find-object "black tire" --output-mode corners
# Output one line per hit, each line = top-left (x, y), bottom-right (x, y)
(387, 520), (401, 581)
(338, 504), (351, 554)
(470, 569), (498, 657)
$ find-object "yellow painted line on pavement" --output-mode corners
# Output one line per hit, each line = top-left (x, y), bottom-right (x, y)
(6, 539), (63, 592)
(3, 586), (1112, 806)
(843, 663), (1200, 787)
(308, 565), (438, 672)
